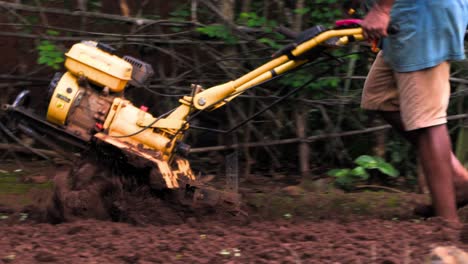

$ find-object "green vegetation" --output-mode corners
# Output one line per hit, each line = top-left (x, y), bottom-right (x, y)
(36, 40), (64, 70)
(246, 190), (421, 221)
(0, 172), (52, 194)
(2, 0), (464, 190)
(328, 155), (399, 189)
(196, 25), (238, 44)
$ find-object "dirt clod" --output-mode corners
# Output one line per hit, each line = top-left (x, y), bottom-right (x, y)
(34, 251), (57, 262)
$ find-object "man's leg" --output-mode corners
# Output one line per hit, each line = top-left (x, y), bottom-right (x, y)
(379, 111), (468, 222)
(361, 54), (462, 221)
(380, 111), (468, 186)
(417, 124), (458, 222)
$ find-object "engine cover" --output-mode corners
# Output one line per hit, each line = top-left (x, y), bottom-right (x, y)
(64, 41), (133, 92)
(47, 72), (80, 126)
(47, 72), (116, 141)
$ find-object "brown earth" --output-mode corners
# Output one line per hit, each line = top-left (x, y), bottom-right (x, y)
(1, 162), (468, 263)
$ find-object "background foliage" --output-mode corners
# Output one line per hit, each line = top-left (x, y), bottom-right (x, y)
(0, 0), (467, 190)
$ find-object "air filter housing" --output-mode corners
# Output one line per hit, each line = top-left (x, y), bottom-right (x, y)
(123, 56), (155, 87)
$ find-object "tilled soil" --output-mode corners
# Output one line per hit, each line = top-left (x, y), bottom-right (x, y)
(0, 217), (467, 263)
(1, 188), (468, 264)
(2, 162), (468, 263)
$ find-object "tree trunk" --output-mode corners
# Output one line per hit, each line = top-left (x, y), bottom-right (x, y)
(293, 0), (305, 32)
(217, 0), (237, 72)
(220, 0), (235, 21)
(119, 0), (130, 17)
(293, 0), (310, 178)
(295, 106), (310, 178)
(191, 0), (198, 22)
(241, 0), (251, 13)
(243, 100), (255, 178)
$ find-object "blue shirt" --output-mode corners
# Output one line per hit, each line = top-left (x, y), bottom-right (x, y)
(382, 0), (468, 72)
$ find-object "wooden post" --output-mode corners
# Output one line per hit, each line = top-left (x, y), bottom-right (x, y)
(295, 106), (310, 178)
(293, 0), (310, 179)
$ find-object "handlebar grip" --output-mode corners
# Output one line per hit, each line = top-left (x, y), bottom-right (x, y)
(275, 25), (298, 39)
(387, 24), (400, 35)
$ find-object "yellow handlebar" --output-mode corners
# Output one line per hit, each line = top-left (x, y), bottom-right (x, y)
(191, 27), (363, 111)
(163, 27), (364, 128)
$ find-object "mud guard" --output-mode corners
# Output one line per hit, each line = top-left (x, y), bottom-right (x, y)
(94, 132), (241, 212)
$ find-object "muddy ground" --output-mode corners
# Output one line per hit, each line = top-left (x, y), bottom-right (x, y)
(1, 161), (468, 263)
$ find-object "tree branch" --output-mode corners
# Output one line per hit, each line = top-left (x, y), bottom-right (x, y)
(0, 31), (249, 45)
(0, 1), (166, 25)
(190, 114), (468, 153)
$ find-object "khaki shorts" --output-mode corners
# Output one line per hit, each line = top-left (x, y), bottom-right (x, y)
(361, 52), (450, 131)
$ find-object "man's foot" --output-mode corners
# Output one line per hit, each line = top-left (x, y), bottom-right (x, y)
(415, 179), (468, 218)
(414, 198), (468, 218)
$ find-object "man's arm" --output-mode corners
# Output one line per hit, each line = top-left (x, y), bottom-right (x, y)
(361, 0), (394, 40)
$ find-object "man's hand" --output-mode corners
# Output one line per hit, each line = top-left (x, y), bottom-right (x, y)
(361, 2), (392, 40)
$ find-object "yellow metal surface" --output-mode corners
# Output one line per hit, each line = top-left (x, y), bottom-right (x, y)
(165, 104), (191, 125)
(192, 60), (288, 110)
(46, 72), (80, 125)
(217, 60), (307, 108)
(136, 112), (187, 130)
(103, 98), (174, 158)
(291, 28), (362, 56)
(174, 158), (195, 180)
(65, 42), (132, 92)
(336, 34), (365, 46)
(154, 159), (179, 188)
(103, 97), (122, 130)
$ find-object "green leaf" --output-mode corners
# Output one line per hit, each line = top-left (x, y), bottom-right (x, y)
(239, 12), (251, 20)
(374, 156), (386, 163)
(170, 27), (182, 32)
(37, 56), (48, 64)
(334, 174), (353, 187)
(54, 56), (65, 63)
(196, 25), (237, 44)
(350, 166), (369, 180)
(327, 168), (351, 178)
(258, 38), (280, 49)
(329, 78), (339, 87)
(294, 7), (311, 15)
(375, 162), (399, 177)
(273, 32), (286, 40)
(170, 9), (190, 19)
(89, 0), (102, 8)
(238, 12), (270, 28)
(46, 30), (60, 36)
(36, 40), (63, 69)
(354, 155), (379, 169)
(38, 44), (55, 51)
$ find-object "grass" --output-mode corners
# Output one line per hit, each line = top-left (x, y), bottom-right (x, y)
(0, 172), (52, 194)
(0, 171), (53, 209)
(245, 189), (428, 221)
